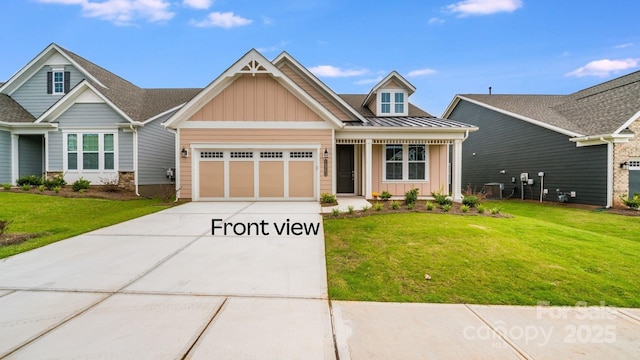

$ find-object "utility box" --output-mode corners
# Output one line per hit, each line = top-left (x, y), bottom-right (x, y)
(484, 183), (504, 200)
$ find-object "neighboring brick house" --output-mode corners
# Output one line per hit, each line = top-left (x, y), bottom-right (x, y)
(444, 70), (640, 208)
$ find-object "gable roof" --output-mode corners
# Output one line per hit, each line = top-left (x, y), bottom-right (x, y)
(163, 49), (345, 129)
(340, 94), (432, 118)
(446, 70), (640, 138)
(0, 43), (200, 123)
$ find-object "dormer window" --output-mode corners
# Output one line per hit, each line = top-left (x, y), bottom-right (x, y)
(378, 90), (407, 116)
(47, 68), (70, 95)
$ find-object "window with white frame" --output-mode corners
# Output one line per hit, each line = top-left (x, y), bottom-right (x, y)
(378, 90), (407, 116)
(53, 71), (65, 94)
(384, 144), (427, 181)
(66, 133), (116, 171)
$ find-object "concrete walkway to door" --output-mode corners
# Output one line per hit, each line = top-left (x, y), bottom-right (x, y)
(0, 202), (335, 359)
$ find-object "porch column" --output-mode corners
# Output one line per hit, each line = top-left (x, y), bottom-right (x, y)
(365, 139), (372, 199)
(11, 134), (19, 185)
(452, 139), (463, 202)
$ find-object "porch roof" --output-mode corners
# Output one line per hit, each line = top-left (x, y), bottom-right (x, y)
(344, 116), (476, 129)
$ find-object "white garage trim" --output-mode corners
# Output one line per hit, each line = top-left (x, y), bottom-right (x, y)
(191, 143), (320, 201)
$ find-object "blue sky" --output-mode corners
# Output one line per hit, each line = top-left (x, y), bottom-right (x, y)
(2, 0), (639, 115)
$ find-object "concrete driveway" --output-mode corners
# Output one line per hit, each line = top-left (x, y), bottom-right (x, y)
(0, 202), (334, 359)
(2, 201), (639, 359)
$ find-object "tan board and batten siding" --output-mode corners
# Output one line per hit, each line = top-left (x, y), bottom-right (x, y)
(372, 144), (448, 195)
(190, 74), (323, 122)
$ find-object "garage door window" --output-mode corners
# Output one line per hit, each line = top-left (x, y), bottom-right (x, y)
(231, 151), (253, 158)
(290, 151), (313, 158)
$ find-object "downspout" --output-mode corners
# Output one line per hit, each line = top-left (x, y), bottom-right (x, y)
(600, 137), (613, 208)
(166, 127), (180, 202)
(130, 125), (140, 197)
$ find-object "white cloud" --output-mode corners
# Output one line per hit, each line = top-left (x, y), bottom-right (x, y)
(428, 17), (445, 25)
(183, 0), (212, 9)
(38, 0), (175, 25)
(190, 11), (252, 28)
(407, 68), (437, 77)
(566, 58), (639, 77)
(355, 76), (384, 85)
(447, 0), (523, 17)
(309, 65), (368, 77)
(614, 43), (633, 49)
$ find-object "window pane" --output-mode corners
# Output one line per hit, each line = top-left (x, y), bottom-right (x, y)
(68, 153), (77, 170)
(408, 145), (425, 161)
(55, 83), (64, 93)
(54, 72), (63, 82)
(67, 134), (77, 151)
(395, 92), (404, 102)
(104, 153), (114, 170)
(395, 104), (404, 113)
(104, 134), (114, 151)
(381, 92), (391, 103)
(83, 153), (99, 170)
(409, 163), (425, 180)
(381, 104), (390, 113)
(386, 163), (403, 180)
(83, 134), (99, 151)
(386, 145), (403, 161)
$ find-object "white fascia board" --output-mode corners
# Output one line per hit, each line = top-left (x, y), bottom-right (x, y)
(571, 133), (634, 147)
(164, 49), (344, 129)
(35, 81), (134, 124)
(336, 129), (471, 141)
(272, 52), (366, 123)
(614, 109), (640, 134)
(0, 121), (57, 132)
(457, 95), (583, 138)
(441, 96), (462, 119)
(142, 104), (184, 125)
(1, 44), (106, 95)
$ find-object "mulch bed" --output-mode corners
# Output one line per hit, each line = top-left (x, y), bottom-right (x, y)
(3, 186), (141, 200)
(323, 200), (509, 219)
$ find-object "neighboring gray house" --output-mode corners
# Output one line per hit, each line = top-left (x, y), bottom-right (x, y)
(443, 70), (640, 208)
(0, 43), (200, 195)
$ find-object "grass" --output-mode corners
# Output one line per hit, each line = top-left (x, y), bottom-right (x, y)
(0, 193), (171, 259)
(324, 200), (640, 307)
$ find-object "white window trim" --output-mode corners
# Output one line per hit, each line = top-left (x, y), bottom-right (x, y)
(63, 131), (118, 173)
(377, 90), (408, 116)
(383, 144), (429, 182)
(51, 67), (65, 95)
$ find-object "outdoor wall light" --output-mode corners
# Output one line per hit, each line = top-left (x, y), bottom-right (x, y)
(323, 148), (329, 158)
(181, 147), (189, 158)
(620, 161), (629, 169)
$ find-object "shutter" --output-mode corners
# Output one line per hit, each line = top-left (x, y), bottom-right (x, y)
(47, 72), (52, 94)
(64, 71), (71, 93)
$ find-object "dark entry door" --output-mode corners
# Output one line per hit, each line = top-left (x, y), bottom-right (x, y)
(337, 145), (354, 193)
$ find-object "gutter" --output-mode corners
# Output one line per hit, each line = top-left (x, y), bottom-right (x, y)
(165, 127), (180, 203)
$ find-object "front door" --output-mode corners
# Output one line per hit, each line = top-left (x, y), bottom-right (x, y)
(337, 145), (354, 193)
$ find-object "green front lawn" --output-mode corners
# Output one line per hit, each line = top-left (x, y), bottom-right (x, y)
(324, 201), (640, 307)
(0, 192), (171, 259)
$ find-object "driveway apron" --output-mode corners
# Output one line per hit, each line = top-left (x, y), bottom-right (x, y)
(0, 202), (335, 359)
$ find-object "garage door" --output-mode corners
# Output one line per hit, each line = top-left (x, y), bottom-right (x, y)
(197, 149), (316, 200)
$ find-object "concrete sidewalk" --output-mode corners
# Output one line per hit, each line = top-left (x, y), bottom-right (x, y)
(0, 201), (639, 359)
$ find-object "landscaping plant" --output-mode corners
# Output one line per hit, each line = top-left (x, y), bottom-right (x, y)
(72, 178), (91, 192)
(390, 201), (401, 210)
(404, 188), (419, 205)
(321, 193), (337, 204)
(2, 184), (11, 191)
(380, 190), (392, 200)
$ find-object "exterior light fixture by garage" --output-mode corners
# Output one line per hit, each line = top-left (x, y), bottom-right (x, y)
(620, 161), (629, 170)
(181, 148), (189, 158)
(323, 148), (329, 177)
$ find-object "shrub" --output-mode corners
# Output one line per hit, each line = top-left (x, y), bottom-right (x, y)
(490, 207), (501, 215)
(0, 219), (10, 236)
(476, 205), (486, 214)
(432, 189), (453, 206)
(347, 205), (355, 215)
(374, 203), (383, 211)
(321, 193), (337, 204)
(380, 190), (392, 200)
(53, 186), (61, 193)
(2, 183), (11, 190)
(43, 175), (66, 190)
(362, 205), (371, 212)
(99, 176), (120, 193)
(16, 175), (43, 187)
(620, 194), (640, 209)
(425, 201), (435, 211)
(405, 188), (419, 205)
(461, 204), (470, 213)
(37, 185), (45, 192)
(21, 184), (31, 191)
(390, 201), (400, 210)
(72, 178), (91, 192)
(407, 203), (415, 210)
(462, 195), (481, 208)
(441, 204), (452, 212)
(331, 208), (340, 217)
